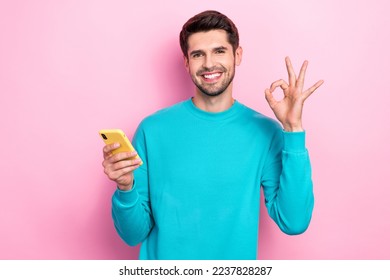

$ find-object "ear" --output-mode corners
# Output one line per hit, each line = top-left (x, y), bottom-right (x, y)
(235, 46), (243, 66)
(183, 55), (190, 73)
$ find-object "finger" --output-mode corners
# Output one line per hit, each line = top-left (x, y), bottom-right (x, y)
(107, 165), (140, 181)
(285, 56), (296, 86)
(297, 60), (309, 89)
(103, 151), (113, 160)
(108, 151), (138, 163)
(265, 88), (277, 108)
(115, 166), (140, 181)
(103, 143), (120, 156)
(269, 79), (289, 92)
(104, 157), (141, 175)
(112, 157), (142, 171)
(303, 80), (324, 99)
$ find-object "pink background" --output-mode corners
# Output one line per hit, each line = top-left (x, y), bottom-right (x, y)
(1, 0), (389, 259)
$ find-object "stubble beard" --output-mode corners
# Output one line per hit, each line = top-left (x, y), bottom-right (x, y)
(192, 65), (236, 97)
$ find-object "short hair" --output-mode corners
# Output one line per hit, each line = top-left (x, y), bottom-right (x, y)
(179, 10), (240, 58)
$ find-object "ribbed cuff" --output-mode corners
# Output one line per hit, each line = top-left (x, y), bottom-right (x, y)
(283, 131), (306, 152)
(115, 181), (139, 206)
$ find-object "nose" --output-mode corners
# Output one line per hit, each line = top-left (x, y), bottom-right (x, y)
(203, 53), (215, 69)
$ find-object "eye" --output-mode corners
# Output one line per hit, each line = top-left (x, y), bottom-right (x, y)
(191, 52), (203, 59)
(214, 47), (227, 55)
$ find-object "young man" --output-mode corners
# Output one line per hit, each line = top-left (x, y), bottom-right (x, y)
(102, 10), (323, 260)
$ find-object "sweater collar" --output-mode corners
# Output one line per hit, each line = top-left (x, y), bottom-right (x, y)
(184, 97), (241, 121)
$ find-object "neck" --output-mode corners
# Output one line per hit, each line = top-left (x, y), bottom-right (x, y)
(192, 91), (234, 113)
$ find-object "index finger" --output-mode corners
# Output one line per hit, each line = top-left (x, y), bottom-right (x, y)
(285, 56), (296, 86)
(103, 142), (120, 155)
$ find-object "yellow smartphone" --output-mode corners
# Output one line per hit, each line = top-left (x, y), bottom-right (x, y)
(99, 129), (143, 165)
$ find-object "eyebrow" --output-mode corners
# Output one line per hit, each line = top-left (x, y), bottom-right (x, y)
(214, 46), (228, 52)
(189, 50), (204, 57)
(189, 46), (229, 57)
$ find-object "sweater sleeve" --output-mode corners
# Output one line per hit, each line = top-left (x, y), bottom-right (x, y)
(261, 129), (314, 235)
(111, 124), (154, 246)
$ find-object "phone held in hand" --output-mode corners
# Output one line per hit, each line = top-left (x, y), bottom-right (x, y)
(99, 129), (143, 165)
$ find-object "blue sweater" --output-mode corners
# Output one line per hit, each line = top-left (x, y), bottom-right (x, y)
(112, 98), (314, 260)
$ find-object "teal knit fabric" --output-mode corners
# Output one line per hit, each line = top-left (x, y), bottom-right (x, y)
(112, 98), (314, 259)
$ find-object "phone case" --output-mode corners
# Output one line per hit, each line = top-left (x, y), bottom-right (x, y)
(99, 129), (143, 165)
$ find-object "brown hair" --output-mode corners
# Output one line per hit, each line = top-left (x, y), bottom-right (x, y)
(179, 10), (239, 58)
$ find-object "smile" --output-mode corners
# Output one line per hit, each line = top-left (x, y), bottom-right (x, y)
(202, 72), (222, 80)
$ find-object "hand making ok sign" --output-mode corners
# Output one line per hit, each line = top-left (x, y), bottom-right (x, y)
(265, 57), (324, 132)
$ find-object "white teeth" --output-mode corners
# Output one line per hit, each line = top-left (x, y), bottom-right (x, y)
(204, 73), (221, 79)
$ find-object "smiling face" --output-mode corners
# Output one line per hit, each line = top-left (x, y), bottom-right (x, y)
(184, 29), (242, 97)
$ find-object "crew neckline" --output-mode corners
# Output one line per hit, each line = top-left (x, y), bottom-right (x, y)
(184, 97), (241, 121)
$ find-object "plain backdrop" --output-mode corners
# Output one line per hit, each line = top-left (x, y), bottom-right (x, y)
(1, 0), (389, 259)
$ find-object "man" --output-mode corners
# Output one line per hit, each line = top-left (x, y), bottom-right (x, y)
(102, 10), (323, 260)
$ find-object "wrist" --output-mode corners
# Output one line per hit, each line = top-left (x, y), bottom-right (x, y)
(282, 124), (304, 132)
(117, 180), (134, 191)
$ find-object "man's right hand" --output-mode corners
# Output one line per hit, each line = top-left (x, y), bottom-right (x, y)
(102, 143), (142, 191)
